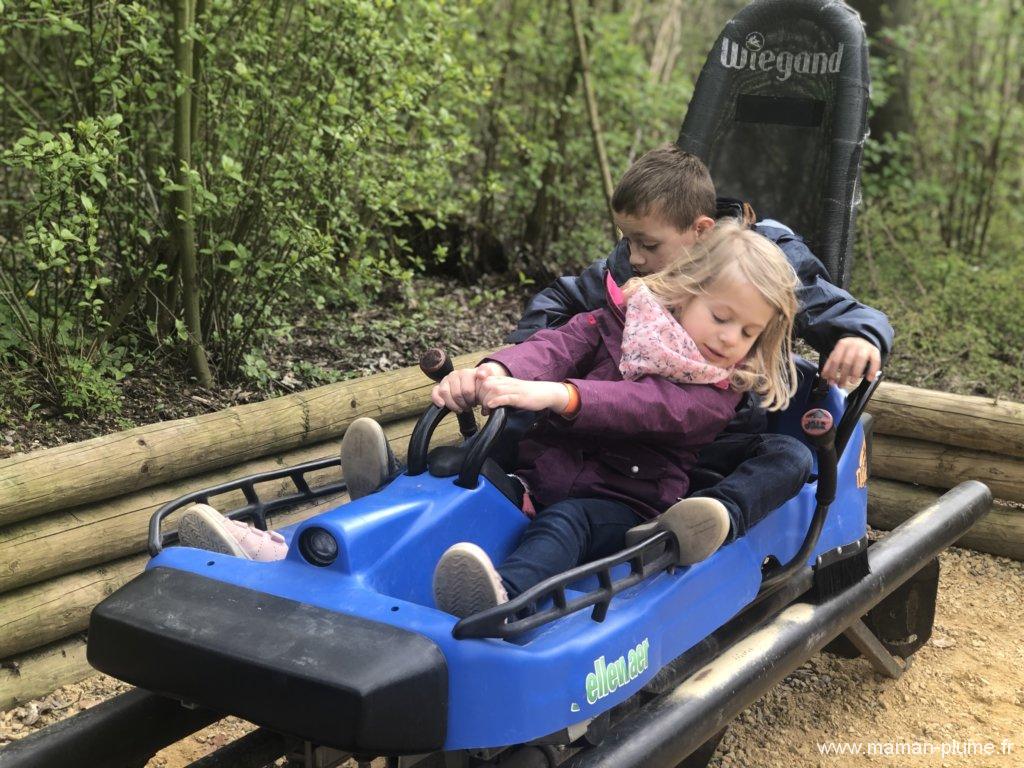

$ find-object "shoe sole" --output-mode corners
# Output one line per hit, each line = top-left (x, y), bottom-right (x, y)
(660, 498), (730, 565)
(341, 418), (394, 500)
(433, 543), (507, 619)
(177, 503), (247, 558)
(625, 498), (730, 566)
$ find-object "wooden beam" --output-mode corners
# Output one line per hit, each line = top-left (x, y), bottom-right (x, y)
(871, 434), (1024, 504)
(0, 417), (461, 595)
(0, 350), (495, 527)
(0, 635), (94, 711)
(0, 489), (354, 660)
(0, 555), (146, 660)
(868, 381), (1024, 458)
(868, 478), (1023, 561)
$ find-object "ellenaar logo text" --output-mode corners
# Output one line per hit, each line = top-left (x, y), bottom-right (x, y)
(720, 32), (844, 81)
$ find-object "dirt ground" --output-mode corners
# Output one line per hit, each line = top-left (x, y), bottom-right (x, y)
(2, 543), (1020, 767)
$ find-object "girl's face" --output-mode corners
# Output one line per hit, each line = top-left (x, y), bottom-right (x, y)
(677, 268), (776, 368)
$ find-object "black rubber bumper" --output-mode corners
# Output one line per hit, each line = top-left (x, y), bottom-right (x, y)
(87, 567), (447, 754)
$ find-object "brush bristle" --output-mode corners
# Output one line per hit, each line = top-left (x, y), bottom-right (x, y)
(813, 548), (870, 601)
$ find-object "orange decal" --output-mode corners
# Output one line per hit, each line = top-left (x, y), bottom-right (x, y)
(856, 439), (869, 488)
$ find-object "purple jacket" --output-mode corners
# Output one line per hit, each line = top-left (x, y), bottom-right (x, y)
(486, 303), (742, 520)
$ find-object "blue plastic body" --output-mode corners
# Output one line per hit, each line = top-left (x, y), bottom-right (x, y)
(147, 386), (866, 749)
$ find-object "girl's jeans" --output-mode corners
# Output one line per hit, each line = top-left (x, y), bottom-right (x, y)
(498, 497), (641, 598)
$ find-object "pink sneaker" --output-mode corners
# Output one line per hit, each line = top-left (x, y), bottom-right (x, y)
(177, 503), (288, 562)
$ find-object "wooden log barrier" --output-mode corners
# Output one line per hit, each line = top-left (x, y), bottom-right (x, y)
(868, 478), (1024, 561)
(0, 416), (461, 596)
(868, 381), (1024, 458)
(2, 373), (1022, 711)
(0, 635), (92, 711)
(0, 555), (146, 660)
(0, 489), (356, 662)
(0, 421), (464, 708)
(871, 434), (1024, 505)
(0, 350), (495, 527)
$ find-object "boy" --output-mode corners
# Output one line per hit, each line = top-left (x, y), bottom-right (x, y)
(503, 143), (892, 543)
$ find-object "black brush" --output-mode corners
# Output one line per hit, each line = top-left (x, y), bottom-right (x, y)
(812, 536), (870, 601)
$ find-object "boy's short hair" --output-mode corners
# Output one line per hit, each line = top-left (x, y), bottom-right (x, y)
(611, 143), (716, 231)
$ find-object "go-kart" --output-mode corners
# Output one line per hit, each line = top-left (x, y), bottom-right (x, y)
(0, 2), (991, 767)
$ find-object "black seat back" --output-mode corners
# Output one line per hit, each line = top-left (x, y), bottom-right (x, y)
(678, 0), (869, 288)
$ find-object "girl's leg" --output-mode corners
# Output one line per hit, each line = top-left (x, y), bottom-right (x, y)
(497, 498), (641, 598)
(177, 417), (400, 562)
(432, 497), (640, 618)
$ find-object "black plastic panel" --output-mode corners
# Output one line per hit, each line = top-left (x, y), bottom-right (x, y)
(88, 568), (447, 754)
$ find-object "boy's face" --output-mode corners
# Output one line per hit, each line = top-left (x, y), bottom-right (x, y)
(677, 267), (776, 369)
(614, 210), (714, 275)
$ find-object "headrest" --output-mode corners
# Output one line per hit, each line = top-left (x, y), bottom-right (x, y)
(678, 0), (869, 288)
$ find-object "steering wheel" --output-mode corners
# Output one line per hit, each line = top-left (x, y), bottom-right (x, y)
(406, 404), (508, 489)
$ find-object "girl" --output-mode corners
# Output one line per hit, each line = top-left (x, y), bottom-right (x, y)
(429, 220), (799, 618)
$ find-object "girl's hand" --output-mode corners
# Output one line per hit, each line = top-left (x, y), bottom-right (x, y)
(431, 363), (508, 413)
(821, 337), (882, 389)
(477, 376), (570, 414)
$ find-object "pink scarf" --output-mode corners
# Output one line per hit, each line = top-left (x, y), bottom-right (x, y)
(619, 284), (733, 388)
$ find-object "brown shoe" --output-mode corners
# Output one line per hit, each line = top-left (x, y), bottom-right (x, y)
(625, 498), (730, 566)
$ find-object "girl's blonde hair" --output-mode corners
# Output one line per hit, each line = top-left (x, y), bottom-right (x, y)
(624, 220), (799, 411)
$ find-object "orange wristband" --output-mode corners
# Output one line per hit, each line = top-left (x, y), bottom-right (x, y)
(562, 382), (580, 418)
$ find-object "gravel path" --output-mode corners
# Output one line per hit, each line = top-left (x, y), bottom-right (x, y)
(2, 544), (1020, 767)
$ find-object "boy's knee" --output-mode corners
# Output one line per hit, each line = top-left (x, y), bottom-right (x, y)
(761, 434), (814, 481)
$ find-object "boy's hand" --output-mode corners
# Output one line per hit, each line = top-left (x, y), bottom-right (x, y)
(477, 376), (570, 414)
(821, 337), (882, 389)
(431, 362), (508, 412)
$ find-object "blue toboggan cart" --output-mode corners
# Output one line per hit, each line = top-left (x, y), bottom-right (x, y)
(0, 2), (991, 767)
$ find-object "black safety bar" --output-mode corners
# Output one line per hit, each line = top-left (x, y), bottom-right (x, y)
(147, 456), (346, 556)
(453, 531), (679, 640)
(836, 373), (883, 457)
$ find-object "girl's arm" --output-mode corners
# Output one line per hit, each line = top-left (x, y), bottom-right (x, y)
(564, 377), (742, 444)
(431, 311), (604, 414)
(485, 310), (603, 383)
(431, 365), (571, 414)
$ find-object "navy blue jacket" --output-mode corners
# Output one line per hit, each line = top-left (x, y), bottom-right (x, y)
(509, 226), (892, 359)
(507, 222), (894, 432)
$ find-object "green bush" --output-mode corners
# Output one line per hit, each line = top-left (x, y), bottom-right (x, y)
(1, 0), (490, 409)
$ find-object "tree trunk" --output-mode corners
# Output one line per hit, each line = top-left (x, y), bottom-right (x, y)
(568, 0), (617, 241)
(522, 54), (582, 270)
(173, 0), (214, 386)
(851, 0), (915, 148)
